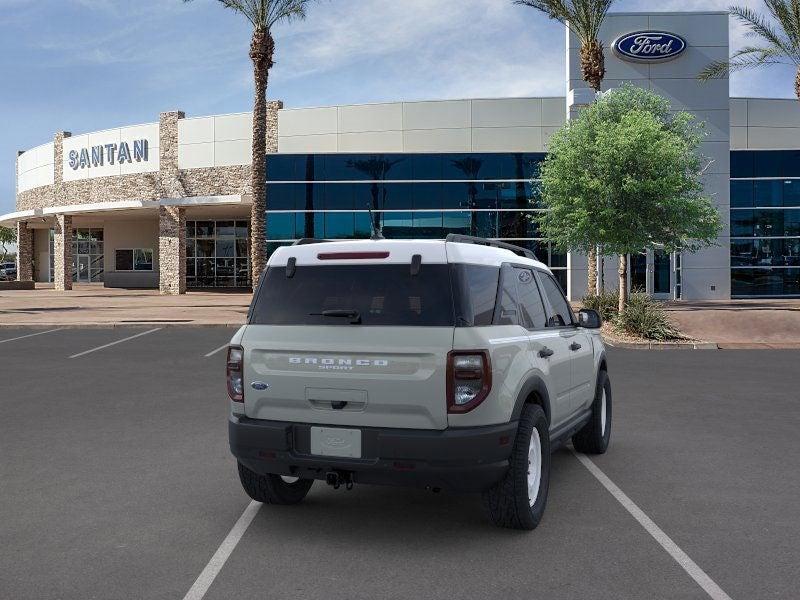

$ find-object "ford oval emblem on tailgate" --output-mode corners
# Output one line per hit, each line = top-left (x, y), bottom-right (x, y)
(251, 381), (269, 390)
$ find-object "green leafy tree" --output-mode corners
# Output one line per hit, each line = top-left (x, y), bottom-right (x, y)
(184, 0), (315, 286)
(515, 0), (616, 293)
(536, 85), (722, 311)
(699, 2), (800, 100)
(0, 226), (15, 263)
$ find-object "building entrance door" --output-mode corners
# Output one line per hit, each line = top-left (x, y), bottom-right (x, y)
(652, 249), (672, 299)
(626, 249), (674, 299)
(77, 255), (90, 282)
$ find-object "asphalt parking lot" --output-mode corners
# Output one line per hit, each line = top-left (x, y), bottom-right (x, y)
(1, 327), (798, 600)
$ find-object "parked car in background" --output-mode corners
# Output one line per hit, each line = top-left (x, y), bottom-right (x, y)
(0, 262), (16, 281)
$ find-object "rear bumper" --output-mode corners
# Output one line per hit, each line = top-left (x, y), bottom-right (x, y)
(229, 415), (517, 493)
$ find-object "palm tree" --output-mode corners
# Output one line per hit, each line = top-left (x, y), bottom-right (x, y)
(515, 0), (615, 294)
(185, 0), (313, 287)
(699, 2), (800, 101)
(347, 157), (405, 237)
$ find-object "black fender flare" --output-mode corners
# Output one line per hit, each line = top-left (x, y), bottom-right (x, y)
(511, 375), (552, 424)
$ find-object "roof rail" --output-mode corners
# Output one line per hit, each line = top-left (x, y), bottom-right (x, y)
(444, 234), (535, 260)
(292, 238), (332, 246)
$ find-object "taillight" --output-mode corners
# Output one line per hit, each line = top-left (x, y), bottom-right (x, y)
(447, 351), (492, 413)
(227, 345), (244, 402)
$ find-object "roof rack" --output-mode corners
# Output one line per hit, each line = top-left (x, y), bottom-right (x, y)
(444, 234), (536, 260)
(292, 238), (332, 246)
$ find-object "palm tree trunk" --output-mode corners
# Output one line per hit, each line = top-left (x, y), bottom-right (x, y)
(249, 29), (274, 288)
(796, 67), (800, 102)
(580, 40), (605, 93)
(618, 254), (628, 313)
(581, 39), (604, 295)
(587, 247), (598, 295)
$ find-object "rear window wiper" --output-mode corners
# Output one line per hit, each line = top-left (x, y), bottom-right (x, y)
(310, 309), (362, 324)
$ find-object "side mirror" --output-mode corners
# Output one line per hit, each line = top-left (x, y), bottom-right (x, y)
(578, 308), (602, 329)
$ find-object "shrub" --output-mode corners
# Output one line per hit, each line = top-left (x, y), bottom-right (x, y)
(616, 293), (684, 341)
(581, 290), (620, 322)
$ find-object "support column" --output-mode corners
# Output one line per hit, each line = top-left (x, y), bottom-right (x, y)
(16, 221), (34, 282)
(159, 205), (185, 295)
(53, 214), (73, 291)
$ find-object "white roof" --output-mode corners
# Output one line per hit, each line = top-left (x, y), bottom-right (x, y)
(269, 238), (550, 271)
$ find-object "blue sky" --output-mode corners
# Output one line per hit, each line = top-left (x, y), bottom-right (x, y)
(1, 0), (797, 215)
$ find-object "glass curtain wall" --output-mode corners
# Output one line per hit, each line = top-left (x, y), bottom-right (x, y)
(264, 153), (568, 290)
(731, 151), (800, 297)
(186, 220), (251, 288)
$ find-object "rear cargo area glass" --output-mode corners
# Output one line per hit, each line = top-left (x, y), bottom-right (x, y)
(250, 265), (455, 326)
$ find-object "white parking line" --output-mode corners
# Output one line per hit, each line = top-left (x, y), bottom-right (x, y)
(0, 328), (63, 345)
(572, 450), (733, 600)
(68, 328), (162, 359)
(182, 500), (262, 600)
(204, 343), (229, 358)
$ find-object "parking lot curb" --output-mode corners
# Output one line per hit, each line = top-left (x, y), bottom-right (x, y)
(0, 322), (245, 329)
(603, 338), (719, 350)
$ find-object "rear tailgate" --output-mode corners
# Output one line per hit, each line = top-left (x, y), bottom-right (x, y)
(242, 326), (452, 429)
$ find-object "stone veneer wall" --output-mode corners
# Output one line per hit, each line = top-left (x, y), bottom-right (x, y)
(158, 206), (186, 295)
(53, 214), (73, 291)
(15, 222), (33, 281)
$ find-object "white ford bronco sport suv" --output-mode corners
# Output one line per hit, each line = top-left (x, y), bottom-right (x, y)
(228, 235), (611, 530)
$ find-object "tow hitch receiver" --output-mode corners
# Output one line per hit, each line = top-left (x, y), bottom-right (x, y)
(325, 470), (354, 490)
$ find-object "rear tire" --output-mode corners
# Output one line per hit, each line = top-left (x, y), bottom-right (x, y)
(572, 370), (612, 455)
(237, 462), (314, 505)
(482, 404), (550, 530)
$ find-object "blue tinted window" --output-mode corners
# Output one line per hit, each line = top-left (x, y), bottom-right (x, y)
(267, 184), (298, 210)
(294, 212), (324, 239)
(299, 183), (324, 211)
(550, 247), (567, 268)
(500, 182), (531, 209)
(412, 155), (442, 180)
(301, 155), (325, 181)
(732, 268), (800, 296)
(783, 180), (800, 207)
(730, 151), (754, 178)
(730, 181), (753, 208)
(786, 209), (800, 235)
(754, 180), (783, 207)
(266, 155), (297, 181)
(473, 212), (498, 238)
(354, 212), (372, 238)
(443, 211), (471, 235)
(266, 213), (294, 240)
(442, 154), (483, 179)
(516, 153), (545, 179)
(325, 183), (354, 210)
(385, 183), (415, 210)
(324, 213), (354, 238)
(781, 150), (800, 177)
(413, 211), (444, 237)
(442, 183), (470, 209)
(754, 151), (783, 177)
(731, 210), (754, 237)
(412, 182), (442, 209)
(382, 212), (414, 238)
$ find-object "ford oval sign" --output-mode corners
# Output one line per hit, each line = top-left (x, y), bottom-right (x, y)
(613, 31), (687, 63)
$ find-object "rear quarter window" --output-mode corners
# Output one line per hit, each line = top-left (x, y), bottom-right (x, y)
(250, 264), (455, 326)
(451, 264), (500, 326)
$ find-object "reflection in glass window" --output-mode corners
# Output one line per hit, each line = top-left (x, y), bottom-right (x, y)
(514, 268), (547, 329)
(187, 220), (251, 288)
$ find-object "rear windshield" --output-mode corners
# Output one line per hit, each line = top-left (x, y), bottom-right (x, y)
(249, 263), (502, 327)
(250, 264), (456, 326)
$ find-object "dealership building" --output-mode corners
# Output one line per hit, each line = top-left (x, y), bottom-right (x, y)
(4, 10), (800, 299)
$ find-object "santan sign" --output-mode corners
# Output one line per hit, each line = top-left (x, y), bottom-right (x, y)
(68, 139), (149, 170)
(613, 31), (687, 62)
